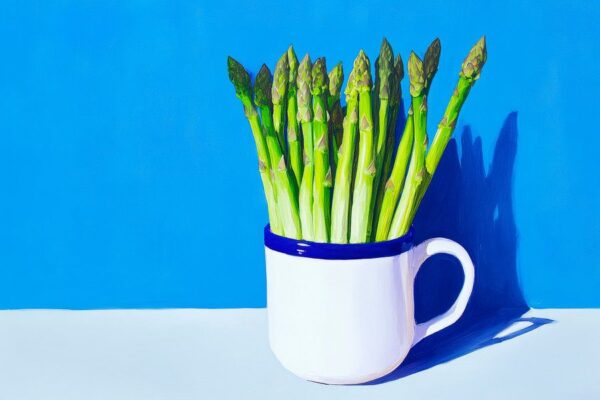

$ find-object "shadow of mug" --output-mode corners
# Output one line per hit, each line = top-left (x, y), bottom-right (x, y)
(367, 112), (552, 384)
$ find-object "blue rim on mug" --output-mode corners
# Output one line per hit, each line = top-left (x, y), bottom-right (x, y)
(264, 225), (414, 260)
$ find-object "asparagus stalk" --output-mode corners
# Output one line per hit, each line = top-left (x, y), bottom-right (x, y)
(254, 64), (302, 239)
(411, 37), (487, 220)
(425, 37), (487, 181)
(297, 54), (315, 240)
(372, 54), (404, 239)
(328, 62), (344, 170)
(349, 51), (376, 243)
(272, 52), (289, 152)
(387, 52), (428, 239)
(375, 108), (413, 241)
(311, 58), (331, 242)
(387, 39), (442, 239)
(227, 57), (281, 234)
(330, 68), (359, 243)
(369, 39), (394, 239)
(385, 54), (406, 179)
(286, 46), (303, 188)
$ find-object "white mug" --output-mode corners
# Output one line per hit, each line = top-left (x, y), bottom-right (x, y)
(265, 226), (475, 384)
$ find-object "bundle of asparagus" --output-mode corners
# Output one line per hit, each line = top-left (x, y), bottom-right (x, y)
(228, 37), (487, 243)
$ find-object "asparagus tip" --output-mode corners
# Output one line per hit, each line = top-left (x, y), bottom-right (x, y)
(296, 54), (313, 122)
(272, 52), (289, 104)
(380, 38), (393, 66)
(311, 57), (328, 95)
(354, 50), (372, 92)
(344, 67), (357, 98)
(423, 38), (442, 85)
(328, 62), (344, 97)
(377, 37), (394, 99)
(300, 53), (311, 67)
(408, 52), (425, 97)
(461, 36), (487, 80)
(254, 64), (273, 107)
(394, 54), (404, 81)
(297, 54), (312, 88)
(287, 46), (299, 83)
(227, 56), (252, 98)
(380, 38), (393, 61)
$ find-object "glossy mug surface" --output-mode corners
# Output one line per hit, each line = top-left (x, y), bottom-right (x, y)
(264, 226), (475, 384)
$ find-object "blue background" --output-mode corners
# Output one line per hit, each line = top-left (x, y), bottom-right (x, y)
(1, 0), (598, 309)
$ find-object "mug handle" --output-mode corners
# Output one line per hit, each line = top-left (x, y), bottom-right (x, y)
(410, 238), (475, 346)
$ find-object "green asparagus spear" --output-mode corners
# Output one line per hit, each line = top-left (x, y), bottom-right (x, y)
(297, 54), (315, 240)
(272, 52), (289, 152)
(375, 108), (413, 241)
(255, 64), (302, 239)
(410, 36), (487, 221)
(369, 39), (394, 239)
(384, 54), (405, 186)
(328, 62), (344, 170)
(330, 68), (359, 243)
(349, 51), (376, 243)
(227, 57), (281, 234)
(286, 46), (303, 188)
(373, 54), (404, 240)
(426, 37), (486, 179)
(386, 54), (405, 166)
(311, 58), (331, 242)
(387, 38), (443, 239)
(388, 52), (427, 239)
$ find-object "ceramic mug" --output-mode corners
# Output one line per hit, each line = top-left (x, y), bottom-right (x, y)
(265, 225), (475, 384)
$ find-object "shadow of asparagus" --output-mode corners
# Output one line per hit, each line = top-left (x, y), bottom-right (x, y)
(366, 111), (551, 384)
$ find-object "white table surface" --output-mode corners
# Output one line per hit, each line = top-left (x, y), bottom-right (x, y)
(0, 308), (598, 400)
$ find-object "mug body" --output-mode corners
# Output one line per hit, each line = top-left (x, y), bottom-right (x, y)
(265, 226), (415, 384)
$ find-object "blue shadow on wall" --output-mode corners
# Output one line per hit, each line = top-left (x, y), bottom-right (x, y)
(367, 112), (553, 384)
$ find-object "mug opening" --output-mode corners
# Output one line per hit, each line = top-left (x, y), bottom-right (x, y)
(264, 225), (414, 260)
